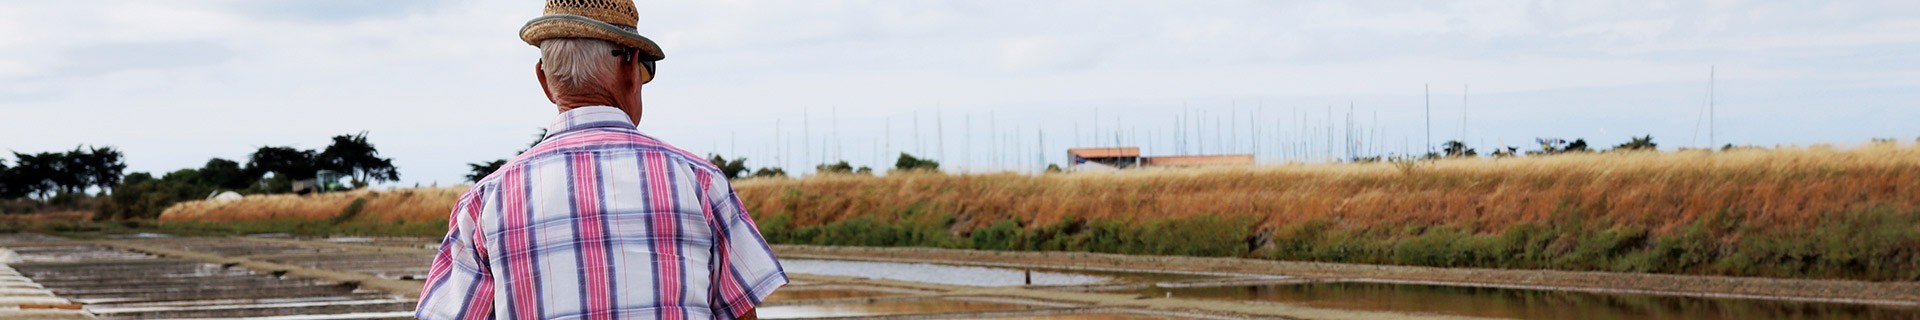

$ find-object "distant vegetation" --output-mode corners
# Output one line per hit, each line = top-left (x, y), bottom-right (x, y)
(23, 133), (1920, 282)
(465, 129), (546, 182)
(0, 132), (400, 221)
(735, 143), (1920, 281)
(156, 187), (461, 236)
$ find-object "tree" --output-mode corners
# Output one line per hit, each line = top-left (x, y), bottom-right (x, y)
(56, 148), (92, 195)
(708, 154), (750, 180)
(0, 158), (15, 199)
(1612, 135), (1657, 152)
(98, 171), (211, 221)
(467, 128), (549, 183)
(466, 159), (507, 183)
(892, 153), (940, 173)
(0, 147), (127, 199)
(248, 146), (319, 181)
(1566, 139), (1590, 153)
(815, 161), (855, 175)
(82, 146), (125, 193)
(751, 167), (788, 178)
(10, 152), (60, 200)
(318, 132), (400, 188)
(199, 158), (253, 190)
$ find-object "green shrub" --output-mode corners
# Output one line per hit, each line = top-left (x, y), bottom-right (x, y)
(330, 197), (367, 225)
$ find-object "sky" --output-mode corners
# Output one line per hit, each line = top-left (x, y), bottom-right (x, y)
(1, 0), (1917, 186)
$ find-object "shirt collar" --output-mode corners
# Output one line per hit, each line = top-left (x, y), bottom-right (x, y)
(545, 106), (636, 139)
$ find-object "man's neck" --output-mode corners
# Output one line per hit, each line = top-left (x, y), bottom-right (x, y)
(556, 103), (642, 125)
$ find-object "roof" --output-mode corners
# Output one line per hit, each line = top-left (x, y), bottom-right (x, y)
(1142, 155), (1254, 167)
(1067, 147), (1141, 159)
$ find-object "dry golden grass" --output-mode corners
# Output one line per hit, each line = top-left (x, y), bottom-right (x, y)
(160, 187), (466, 223)
(155, 143), (1920, 237)
(735, 143), (1920, 237)
(0, 211), (94, 224)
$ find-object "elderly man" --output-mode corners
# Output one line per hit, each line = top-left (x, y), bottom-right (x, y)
(415, 1), (786, 319)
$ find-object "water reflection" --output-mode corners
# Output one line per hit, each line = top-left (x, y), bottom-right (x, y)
(782, 259), (1113, 286)
(764, 289), (896, 302)
(1003, 314), (1192, 319)
(758, 300), (1034, 319)
(1140, 282), (1920, 320)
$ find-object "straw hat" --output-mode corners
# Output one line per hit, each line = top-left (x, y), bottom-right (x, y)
(520, 0), (665, 61)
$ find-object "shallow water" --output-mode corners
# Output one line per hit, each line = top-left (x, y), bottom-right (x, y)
(764, 289), (898, 302)
(1005, 314), (1194, 319)
(757, 300), (1036, 319)
(1140, 281), (1920, 320)
(781, 258), (1116, 286)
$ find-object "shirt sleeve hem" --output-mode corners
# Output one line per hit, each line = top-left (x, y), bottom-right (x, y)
(720, 273), (789, 319)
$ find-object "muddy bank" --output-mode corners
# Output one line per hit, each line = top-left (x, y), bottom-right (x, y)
(774, 245), (1920, 306)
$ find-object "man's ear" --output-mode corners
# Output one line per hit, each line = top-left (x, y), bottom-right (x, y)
(614, 59), (638, 95)
(535, 61), (556, 104)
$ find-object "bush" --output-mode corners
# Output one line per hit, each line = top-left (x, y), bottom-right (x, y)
(330, 197), (367, 225)
(891, 153), (940, 173)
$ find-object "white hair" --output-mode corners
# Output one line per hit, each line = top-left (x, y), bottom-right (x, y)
(538, 38), (620, 96)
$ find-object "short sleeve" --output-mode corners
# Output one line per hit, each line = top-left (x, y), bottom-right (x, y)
(703, 175), (789, 319)
(416, 194), (496, 320)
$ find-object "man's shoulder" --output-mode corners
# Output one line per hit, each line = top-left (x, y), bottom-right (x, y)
(473, 130), (722, 185)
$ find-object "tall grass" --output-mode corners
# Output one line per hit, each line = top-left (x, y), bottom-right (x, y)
(157, 187), (463, 236)
(735, 144), (1920, 281)
(145, 144), (1920, 280)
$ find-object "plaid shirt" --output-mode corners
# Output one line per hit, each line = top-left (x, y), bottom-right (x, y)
(417, 106), (787, 320)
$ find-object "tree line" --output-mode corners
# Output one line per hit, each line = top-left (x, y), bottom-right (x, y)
(1404, 135), (1660, 161)
(0, 146), (125, 201)
(2, 132), (401, 220)
(462, 128), (947, 182)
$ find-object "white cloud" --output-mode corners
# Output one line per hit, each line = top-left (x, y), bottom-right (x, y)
(1, 0), (1916, 183)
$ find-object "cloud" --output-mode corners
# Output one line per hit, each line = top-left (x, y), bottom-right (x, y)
(47, 41), (235, 79)
(216, 0), (447, 23)
(1, 0), (1917, 183)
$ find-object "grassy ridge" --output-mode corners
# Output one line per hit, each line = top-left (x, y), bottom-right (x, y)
(737, 145), (1920, 281)
(154, 187), (461, 236)
(145, 145), (1920, 280)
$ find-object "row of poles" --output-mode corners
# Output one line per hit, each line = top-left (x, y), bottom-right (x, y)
(717, 68), (1720, 175)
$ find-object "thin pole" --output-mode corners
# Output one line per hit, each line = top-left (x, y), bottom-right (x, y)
(937, 108), (945, 164)
(1425, 83), (1432, 156)
(885, 116), (891, 160)
(803, 107), (811, 168)
(777, 119), (786, 171)
(832, 106), (839, 161)
(913, 110), (921, 156)
(1710, 65), (1717, 147)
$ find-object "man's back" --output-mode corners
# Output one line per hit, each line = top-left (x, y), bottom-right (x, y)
(417, 106), (786, 320)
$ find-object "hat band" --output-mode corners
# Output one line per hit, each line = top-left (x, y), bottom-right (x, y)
(523, 14), (639, 36)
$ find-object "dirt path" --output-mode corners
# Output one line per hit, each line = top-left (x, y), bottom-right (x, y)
(774, 245), (1920, 307)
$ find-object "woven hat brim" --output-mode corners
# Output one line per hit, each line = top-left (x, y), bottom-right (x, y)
(521, 14), (665, 61)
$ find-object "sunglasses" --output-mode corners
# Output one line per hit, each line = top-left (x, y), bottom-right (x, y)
(611, 47), (657, 84)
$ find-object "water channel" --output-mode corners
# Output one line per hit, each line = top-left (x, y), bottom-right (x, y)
(1135, 281), (1920, 320)
(784, 257), (1919, 319)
